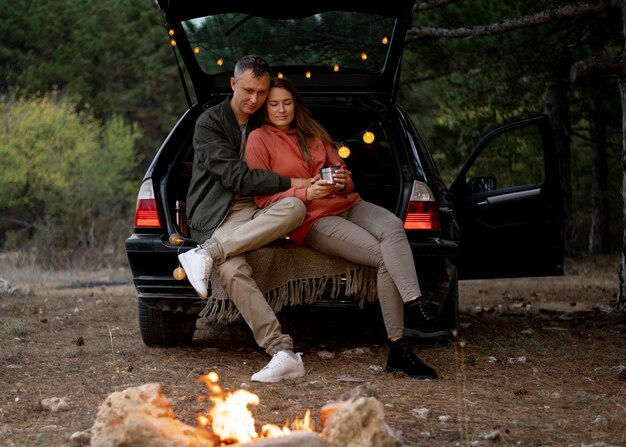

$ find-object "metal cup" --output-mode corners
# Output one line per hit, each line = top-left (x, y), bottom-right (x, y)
(320, 166), (339, 184)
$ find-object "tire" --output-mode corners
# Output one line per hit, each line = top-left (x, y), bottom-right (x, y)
(137, 300), (197, 347)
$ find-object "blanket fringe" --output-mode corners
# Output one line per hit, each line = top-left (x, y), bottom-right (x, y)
(199, 267), (377, 323)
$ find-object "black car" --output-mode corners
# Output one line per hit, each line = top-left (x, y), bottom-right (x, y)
(125, 0), (564, 347)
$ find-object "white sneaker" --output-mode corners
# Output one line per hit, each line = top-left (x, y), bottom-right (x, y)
(251, 351), (305, 383)
(178, 246), (213, 299)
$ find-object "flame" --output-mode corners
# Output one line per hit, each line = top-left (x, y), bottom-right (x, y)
(196, 372), (314, 443)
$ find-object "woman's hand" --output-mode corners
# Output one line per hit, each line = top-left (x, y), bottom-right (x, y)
(305, 178), (335, 201)
(331, 166), (348, 192)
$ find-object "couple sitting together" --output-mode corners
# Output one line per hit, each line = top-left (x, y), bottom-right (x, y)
(178, 55), (446, 383)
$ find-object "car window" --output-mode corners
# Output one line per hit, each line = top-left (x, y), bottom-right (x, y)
(466, 125), (545, 192)
(182, 12), (395, 75)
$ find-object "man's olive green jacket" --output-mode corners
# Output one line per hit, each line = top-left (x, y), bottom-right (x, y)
(186, 96), (291, 243)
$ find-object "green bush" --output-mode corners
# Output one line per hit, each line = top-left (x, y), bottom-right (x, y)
(0, 92), (142, 268)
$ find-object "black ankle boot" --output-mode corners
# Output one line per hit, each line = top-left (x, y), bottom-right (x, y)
(386, 338), (438, 379)
(403, 297), (452, 340)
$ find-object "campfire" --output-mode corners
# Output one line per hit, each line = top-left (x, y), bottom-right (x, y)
(83, 372), (399, 447)
(196, 371), (313, 444)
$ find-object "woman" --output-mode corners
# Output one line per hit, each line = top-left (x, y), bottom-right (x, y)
(245, 77), (439, 379)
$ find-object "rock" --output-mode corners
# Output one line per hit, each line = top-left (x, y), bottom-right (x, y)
(0, 278), (12, 293)
(340, 348), (371, 358)
(411, 408), (430, 419)
(317, 351), (335, 360)
(591, 415), (608, 426)
(89, 383), (217, 447)
(321, 392), (399, 447)
(477, 430), (500, 440)
(69, 430), (91, 446)
(41, 397), (70, 412)
(507, 356), (527, 364)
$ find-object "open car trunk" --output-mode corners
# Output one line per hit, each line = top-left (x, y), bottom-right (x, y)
(164, 95), (405, 238)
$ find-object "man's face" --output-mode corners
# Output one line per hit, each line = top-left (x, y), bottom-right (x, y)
(230, 70), (270, 119)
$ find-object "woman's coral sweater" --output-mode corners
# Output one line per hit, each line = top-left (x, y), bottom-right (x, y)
(245, 124), (361, 244)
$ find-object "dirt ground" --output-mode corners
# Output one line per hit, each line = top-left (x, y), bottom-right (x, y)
(1, 253), (625, 447)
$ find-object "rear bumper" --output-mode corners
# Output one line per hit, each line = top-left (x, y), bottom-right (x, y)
(125, 232), (459, 310)
(126, 233), (200, 305)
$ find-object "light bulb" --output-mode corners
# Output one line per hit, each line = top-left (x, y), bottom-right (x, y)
(216, 58), (224, 66)
(170, 39), (177, 47)
(193, 46), (200, 54)
(168, 29), (175, 36)
(363, 131), (375, 144)
(277, 72), (284, 79)
(338, 146), (350, 158)
(305, 71), (311, 78)
(382, 36), (389, 45)
(169, 233), (184, 246)
(173, 266), (186, 280)
(361, 52), (368, 61)
(333, 64), (340, 72)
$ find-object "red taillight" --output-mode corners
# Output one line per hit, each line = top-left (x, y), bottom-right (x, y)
(134, 180), (162, 228)
(404, 201), (440, 230)
(403, 180), (440, 231)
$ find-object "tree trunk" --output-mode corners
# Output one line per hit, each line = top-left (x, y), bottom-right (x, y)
(617, 0), (626, 312)
(588, 87), (610, 254)
(546, 79), (573, 256)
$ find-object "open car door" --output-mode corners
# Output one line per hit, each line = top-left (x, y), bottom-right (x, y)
(450, 115), (564, 279)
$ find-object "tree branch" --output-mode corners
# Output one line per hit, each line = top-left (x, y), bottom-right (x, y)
(570, 55), (626, 81)
(408, 1), (614, 38)
(414, 0), (459, 13)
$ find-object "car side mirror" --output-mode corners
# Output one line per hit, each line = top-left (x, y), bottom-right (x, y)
(467, 176), (496, 193)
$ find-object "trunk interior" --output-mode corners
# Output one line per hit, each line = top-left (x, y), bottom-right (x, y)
(165, 99), (403, 240)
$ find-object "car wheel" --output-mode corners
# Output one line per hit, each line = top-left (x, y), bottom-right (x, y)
(137, 300), (197, 347)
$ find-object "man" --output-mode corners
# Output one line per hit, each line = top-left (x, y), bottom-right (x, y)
(179, 55), (311, 383)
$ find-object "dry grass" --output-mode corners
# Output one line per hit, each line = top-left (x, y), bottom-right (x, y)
(0, 253), (624, 446)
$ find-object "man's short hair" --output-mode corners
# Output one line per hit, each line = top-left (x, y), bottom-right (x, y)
(234, 55), (271, 79)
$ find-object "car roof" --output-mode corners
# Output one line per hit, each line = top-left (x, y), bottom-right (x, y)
(156, 0), (415, 101)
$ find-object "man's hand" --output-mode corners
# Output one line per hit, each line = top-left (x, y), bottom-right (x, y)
(305, 178), (335, 201)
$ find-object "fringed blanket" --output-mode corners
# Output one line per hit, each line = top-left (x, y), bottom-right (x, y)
(199, 238), (378, 322)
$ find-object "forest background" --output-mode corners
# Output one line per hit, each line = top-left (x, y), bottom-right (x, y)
(0, 1), (623, 291)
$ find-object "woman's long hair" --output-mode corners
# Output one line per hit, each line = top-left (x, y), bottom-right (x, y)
(263, 77), (334, 166)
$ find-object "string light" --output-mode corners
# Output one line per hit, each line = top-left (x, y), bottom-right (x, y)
(170, 39), (177, 47)
(216, 58), (224, 66)
(173, 266), (186, 280)
(381, 36), (389, 45)
(363, 131), (375, 144)
(169, 234), (184, 246)
(277, 72), (284, 79)
(360, 52), (368, 61)
(338, 145), (350, 158)
(193, 45), (200, 54)
(168, 29), (175, 36)
(333, 64), (340, 72)
(305, 71), (311, 79)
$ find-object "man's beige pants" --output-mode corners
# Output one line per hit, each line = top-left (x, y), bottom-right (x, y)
(202, 197), (306, 355)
